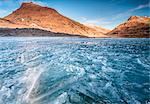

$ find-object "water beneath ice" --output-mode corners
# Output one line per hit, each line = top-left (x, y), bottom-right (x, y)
(0, 37), (150, 104)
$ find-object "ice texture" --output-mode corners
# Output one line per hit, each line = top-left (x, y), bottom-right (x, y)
(0, 37), (150, 104)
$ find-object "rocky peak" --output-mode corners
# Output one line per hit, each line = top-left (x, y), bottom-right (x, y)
(4, 2), (59, 22)
(128, 16), (150, 23)
(19, 2), (57, 13)
(128, 16), (139, 20)
(107, 16), (150, 38)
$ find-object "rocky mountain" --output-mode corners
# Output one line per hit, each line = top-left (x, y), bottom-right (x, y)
(107, 16), (150, 38)
(1, 2), (107, 37)
(0, 2), (149, 38)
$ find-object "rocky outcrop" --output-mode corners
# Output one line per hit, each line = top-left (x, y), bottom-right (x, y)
(107, 16), (150, 38)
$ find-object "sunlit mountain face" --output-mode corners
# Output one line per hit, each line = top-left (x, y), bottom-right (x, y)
(0, 2), (149, 38)
(0, 2), (107, 38)
(0, 37), (149, 104)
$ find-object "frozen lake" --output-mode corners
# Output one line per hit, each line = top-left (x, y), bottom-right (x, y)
(0, 37), (149, 104)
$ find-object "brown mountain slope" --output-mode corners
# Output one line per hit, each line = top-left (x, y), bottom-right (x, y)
(2, 2), (107, 37)
(0, 18), (29, 28)
(90, 26), (110, 34)
(107, 16), (150, 38)
(84, 24), (111, 34)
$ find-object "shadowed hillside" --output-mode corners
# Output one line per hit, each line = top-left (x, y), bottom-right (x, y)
(0, 28), (85, 37)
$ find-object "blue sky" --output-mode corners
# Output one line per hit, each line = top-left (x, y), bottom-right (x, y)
(0, 0), (149, 29)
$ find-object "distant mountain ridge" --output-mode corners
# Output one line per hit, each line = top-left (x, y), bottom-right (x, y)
(1, 2), (107, 37)
(83, 23), (110, 34)
(107, 16), (150, 38)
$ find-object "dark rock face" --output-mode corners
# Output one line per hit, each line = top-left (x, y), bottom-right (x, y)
(0, 28), (85, 37)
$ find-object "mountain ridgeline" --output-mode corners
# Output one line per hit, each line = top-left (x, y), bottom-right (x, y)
(0, 2), (149, 38)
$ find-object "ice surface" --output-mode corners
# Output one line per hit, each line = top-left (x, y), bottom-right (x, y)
(0, 37), (150, 104)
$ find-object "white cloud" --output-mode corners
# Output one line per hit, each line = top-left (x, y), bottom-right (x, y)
(84, 19), (100, 24)
(113, 4), (150, 20)
(0, 9), (9, 17)
(80, 17), (87, 21)
(80, 17), (112, 27)
(130, 4), (150, 12)
(81, 17), (104, 24)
